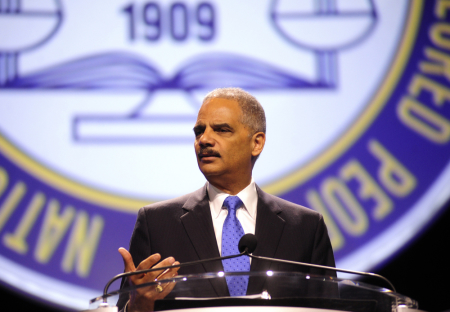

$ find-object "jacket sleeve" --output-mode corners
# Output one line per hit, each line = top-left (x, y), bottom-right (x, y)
(311, 213), (336, 276)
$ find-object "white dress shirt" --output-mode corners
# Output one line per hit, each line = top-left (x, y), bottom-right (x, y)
(207, 179), (258, 256)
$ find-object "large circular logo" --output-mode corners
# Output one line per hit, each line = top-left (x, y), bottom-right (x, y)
(1, 0), (449, 309)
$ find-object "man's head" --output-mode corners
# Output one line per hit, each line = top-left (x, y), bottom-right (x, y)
(193, 88), (266, 194)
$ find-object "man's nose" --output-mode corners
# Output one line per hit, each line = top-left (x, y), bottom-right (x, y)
(199, 128), (215, 146)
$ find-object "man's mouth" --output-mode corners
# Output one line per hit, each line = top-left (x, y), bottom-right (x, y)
(198, 149), (221, 160)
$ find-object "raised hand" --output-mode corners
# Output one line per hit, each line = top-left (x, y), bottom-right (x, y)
(118, 248), (180, 312)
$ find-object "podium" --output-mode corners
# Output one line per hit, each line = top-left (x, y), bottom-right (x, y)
(87, 271), (421, 312)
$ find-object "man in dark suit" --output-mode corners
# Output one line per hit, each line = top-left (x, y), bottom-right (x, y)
(118, 88), (335, 312)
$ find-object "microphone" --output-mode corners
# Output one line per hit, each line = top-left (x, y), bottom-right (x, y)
(240, 234), (396, 293)
(101, 235), (254, 303)
(238, 233), (257, 253)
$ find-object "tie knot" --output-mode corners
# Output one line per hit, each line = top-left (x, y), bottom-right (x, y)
(223, 196), (243, 213)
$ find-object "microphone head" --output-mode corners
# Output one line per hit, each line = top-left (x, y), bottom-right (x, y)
(238, 234), (257, 253)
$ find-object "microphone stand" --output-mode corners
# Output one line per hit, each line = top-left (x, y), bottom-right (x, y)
(245, 253), (396, 293)
(97, 233), (396, 307)
(100, 249), (249, 304)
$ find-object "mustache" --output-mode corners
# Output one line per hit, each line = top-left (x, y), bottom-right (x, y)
(198, 148), (221, 158)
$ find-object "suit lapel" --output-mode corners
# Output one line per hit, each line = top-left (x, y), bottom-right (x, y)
(248, 185), (286, 294)
(180, 185), (229, 296)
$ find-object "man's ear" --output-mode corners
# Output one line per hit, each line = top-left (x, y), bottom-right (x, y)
(251, 132), (266, 157)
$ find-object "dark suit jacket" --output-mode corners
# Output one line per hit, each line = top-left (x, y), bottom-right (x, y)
(117, 184), (335, 309)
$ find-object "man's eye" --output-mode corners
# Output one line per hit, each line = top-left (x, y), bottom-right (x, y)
(193, 127), (203, 136)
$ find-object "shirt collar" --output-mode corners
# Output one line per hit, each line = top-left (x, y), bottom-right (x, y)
(207, 178), (257, 220)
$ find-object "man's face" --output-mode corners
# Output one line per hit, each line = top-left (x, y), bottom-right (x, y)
(193, 98), (255, 183)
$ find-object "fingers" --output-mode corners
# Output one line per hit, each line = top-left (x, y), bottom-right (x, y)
(155, 261), (180, 280)
(136, 253), (162, 272)
(150, 256), (176, 272)
(138, 256), (176, 284)
(119, 249), (178, 286)
(118, 247), (135, 273)
(153, 262), (180, 300)
(126, 257), (180, 312)
(159, 279), (177, 297)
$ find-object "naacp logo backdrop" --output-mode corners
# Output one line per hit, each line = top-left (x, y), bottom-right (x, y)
(1, 0), (449, 309)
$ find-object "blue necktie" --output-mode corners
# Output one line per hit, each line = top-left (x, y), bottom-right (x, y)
(221, 196), (250, 296)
